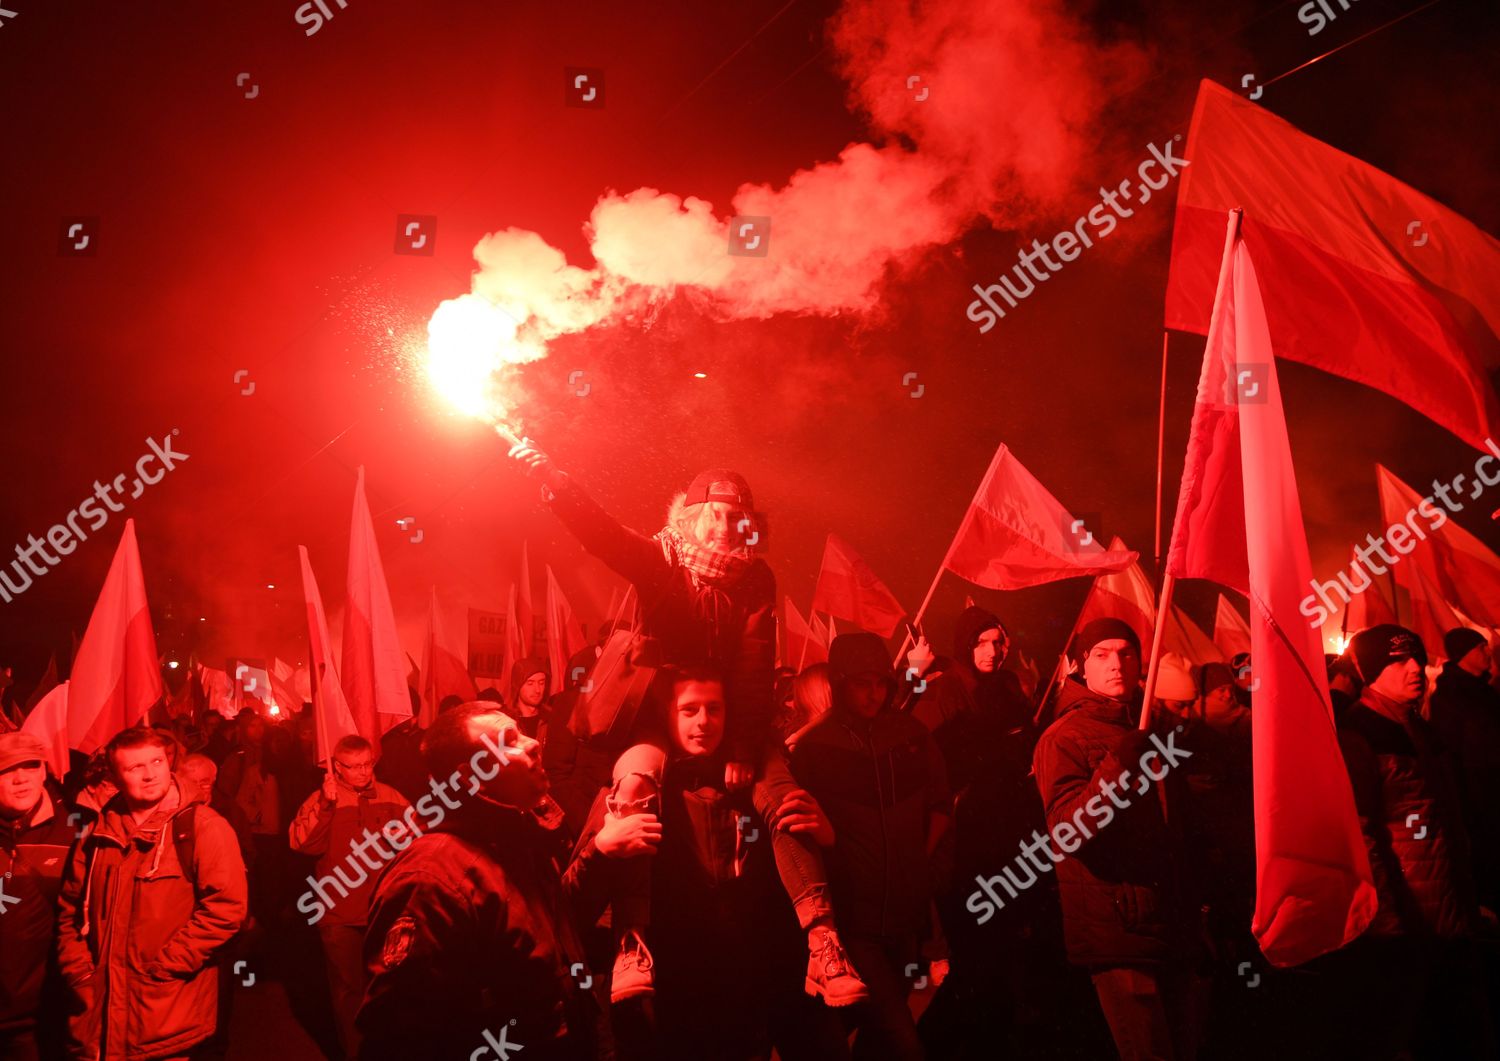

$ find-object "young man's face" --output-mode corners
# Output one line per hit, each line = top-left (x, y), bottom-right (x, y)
(1082, 640), (1141, 699)
(0, 761), (46, 818)
(333, 748), (375, 790)
(470, 712), (548, 809)
(972, 628), (1007, 673)
(113, 744), (173, 808)
(841, 672), (888, 719)
(1460, 641), (1493, 677)
(693, 502), (749, 551)
(517, 673), (547, 711)
(669, 680), (726, 758)
(1369, 656), (1426, 705)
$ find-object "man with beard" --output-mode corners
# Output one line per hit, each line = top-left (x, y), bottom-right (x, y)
(509, 657), (553, 747)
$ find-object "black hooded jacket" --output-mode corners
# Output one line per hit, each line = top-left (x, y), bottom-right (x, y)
(1430, 661), (1500, 907)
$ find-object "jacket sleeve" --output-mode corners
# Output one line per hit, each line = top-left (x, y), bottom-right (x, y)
(359, 864), (482, 1055)
(288, 789), (335, 855)
(1032, 729), (1128, 853)
(726, 567), (777, 762)
(546, 475), (668, 591)
(155, 809), (248, 978)
(561, 836), (616, 929)
(54, 834), (96, 990)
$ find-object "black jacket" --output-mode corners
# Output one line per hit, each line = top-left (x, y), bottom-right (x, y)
(1337, 690), (1477, 938)
(1032, 680), (1192, 969)
(358, 796), (610, 1061)
(1430, 662), (1500, 908)
(0, 785), (74, 1034)
(790, 701), (949, 939)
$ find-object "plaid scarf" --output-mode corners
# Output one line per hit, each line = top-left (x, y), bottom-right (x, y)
(655, 526), (753, 587)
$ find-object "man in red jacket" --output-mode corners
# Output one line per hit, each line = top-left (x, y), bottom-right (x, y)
(288, 734), (409, 1060)
(56, 726), (247, 1061)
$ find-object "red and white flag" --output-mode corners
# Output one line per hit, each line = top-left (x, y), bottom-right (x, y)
(1077, 538), (1157, 647)
(811, 533), (907, 638)
(502, 583), (524, 692)
(1167, 214), (1376, 966)
(1377, 464), (1500, 630)
(544, 565), (588, 699)
(1167, 80), (1500, 452)
(21, 683), (71, 780)
(1342, 543), (1399, 634)
(1213, 593), (1252, 659)
(341, 467), (413, 738)
(518, 543), (536, 656)
(299, 546), (360, 764)
(785, 598), (828, 669)
(419, 588), (479, 727)
(68, 519), (163, 753)
(942, 444), (1136, 590)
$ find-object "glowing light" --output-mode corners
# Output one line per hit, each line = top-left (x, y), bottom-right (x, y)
(268, 703), (282, 717)
(425, 295), (542, 422)
(266, 583), (276, 590)
(1327, 633), (1351, 655)
(199, 616), (207, 622)
(167, 660), (180, 670)
(693, 372), (707, 378)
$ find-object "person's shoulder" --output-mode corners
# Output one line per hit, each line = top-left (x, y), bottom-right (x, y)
(741, 559), (776, 598)
(372, 781), (411, 807)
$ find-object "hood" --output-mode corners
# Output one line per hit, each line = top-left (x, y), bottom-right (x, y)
(951, 605), (1005, 665)
(94, 772), (206, 847)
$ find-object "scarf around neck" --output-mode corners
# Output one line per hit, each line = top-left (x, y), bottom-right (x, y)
(654, 526), (753, 587)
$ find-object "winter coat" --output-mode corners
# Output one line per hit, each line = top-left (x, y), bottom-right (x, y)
(55, 778), (248, 1061)
(1031, 679), (1192, 969)
(1430, 662), (1500, 908)
(287, 779), (410, 927)
(790, 700), (949, 939)
(546, 477), (776, 761)
(357, 796), (610, 1061)
(0, 785), (75, 1034)
(1337, 690), (1477, 938)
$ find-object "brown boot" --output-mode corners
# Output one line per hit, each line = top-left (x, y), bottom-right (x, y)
(804, 924), (869, 1007)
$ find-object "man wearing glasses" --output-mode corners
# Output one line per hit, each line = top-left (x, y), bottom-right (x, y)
(289, 735), (410, 1060)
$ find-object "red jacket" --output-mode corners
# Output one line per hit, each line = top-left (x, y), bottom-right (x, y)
(55, 778), (248, 1061)
(288, 779), (409, 927)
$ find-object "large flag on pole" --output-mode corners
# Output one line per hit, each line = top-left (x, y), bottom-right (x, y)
(1213, 593), (1252, 659)
(811, 534), (907, 638)
(1343, 543), (1399, 633)
(941, 445), (1138, 590)
(1167, 80), (1500, 452)
(1077, 538), (1225, 666)
(69, 519), (163, 753)
(1167, 212), (1376, 966)
(544, 565), (588, 698)
(342, 467), (413, 738)
(299, 546), (360, 764)
(1376, 464), (1500, 629)
(419, 587), (478, 727)
(23, 652), (59, 718)
(501, 583), (524, 692)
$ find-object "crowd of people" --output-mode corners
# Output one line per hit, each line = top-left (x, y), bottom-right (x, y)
(2, 453), (1499, 1060)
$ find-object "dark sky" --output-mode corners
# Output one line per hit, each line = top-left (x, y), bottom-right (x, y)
(1, 0), (1497, 688)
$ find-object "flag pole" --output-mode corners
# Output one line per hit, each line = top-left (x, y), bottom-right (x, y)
(1032, 578), (1099, 725)
(1138, 573), (1178, 731)
(1154, 330), (1169, 565)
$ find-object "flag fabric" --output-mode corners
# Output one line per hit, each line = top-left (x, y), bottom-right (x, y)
(1213, 593), (1252, 659)
(68, 520), (164, 754)
(1376, 464), (1500, 629)
(502, 583), (525, 692)
(1077, 538), (1157, 648)
(21, 682), (71, 780)
(271, 658), (310, 715)
(299, 545), (360, 764)
(785, 598), (828, 669)
(1165, 606), (1226, 667)
(197, 663), (236, 718)
(544, 566), (588, 696)
(942, 444), (1137, 590)
(1342, 544), (1400, 634)
(1166, 80), (1500, 452)
(420, 589), (479, 727)
(1402, 564), (1492, 661)
(811, 533), (907, 637)
(23, 652), (59, 717)
(341, 467), (413, 739)
(1167, 215), (1376, 966)
(518, 543), (536, 656)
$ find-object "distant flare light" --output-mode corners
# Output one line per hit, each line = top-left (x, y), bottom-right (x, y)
(425, 294), (544, 425)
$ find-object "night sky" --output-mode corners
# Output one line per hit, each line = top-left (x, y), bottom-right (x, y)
(2, 0), (1497, 689)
